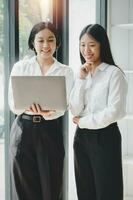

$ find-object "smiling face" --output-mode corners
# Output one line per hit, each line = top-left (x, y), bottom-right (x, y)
(80, 33), (101, 66)
(33, 28), (57, 60)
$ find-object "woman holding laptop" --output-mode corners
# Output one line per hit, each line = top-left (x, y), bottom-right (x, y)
(9, 22), (73, 200)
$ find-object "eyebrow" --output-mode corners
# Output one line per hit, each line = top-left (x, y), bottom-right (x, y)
(37, 35), (55, 39)
(48, 36), (55, 39)
(80, 41), (95, 44)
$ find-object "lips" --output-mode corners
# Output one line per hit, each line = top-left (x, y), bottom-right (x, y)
(85, 54), (93, 60)
(41, 49), (50, 53)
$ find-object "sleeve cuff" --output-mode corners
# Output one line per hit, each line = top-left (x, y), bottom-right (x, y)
(78, 116), (86, 129)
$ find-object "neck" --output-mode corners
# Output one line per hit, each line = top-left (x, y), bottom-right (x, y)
(36, 56), (55, 75)
(94, 60), (101, 68)
(90, 60), (102, 75)
(37, 56), (54, 69)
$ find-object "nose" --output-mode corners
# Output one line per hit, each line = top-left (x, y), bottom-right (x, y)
(84, 46), (91, 54)
(43, 41), (49, 48)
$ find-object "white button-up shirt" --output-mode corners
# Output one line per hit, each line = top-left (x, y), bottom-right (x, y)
(70, 62), (128, 129)
(9, 56), (74, 120)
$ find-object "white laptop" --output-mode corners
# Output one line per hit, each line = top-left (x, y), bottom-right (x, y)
(11, 76), (67, 110)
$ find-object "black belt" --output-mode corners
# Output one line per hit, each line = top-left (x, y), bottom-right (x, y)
(21, 114), (43, 123)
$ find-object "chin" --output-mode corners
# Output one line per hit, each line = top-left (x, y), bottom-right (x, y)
(41, 54), (51, 59)
(86, 59), (93, 63)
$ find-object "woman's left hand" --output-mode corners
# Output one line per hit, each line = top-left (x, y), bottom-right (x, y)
(28, 103), (56, 117)
(73, 116), (80, 124)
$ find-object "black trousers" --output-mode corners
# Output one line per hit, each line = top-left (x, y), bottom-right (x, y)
(10, 114), (65, 200)
(73, 123), (123, 200)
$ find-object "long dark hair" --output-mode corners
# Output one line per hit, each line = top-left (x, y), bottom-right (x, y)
(79, 24), (117, 66)
(28, 22), (61, 55)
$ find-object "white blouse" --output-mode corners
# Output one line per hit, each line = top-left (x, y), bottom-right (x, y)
(9, 56), (74, 120)
(70, 62), (128, 129)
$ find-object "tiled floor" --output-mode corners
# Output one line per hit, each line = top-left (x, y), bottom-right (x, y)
(0, 139), (5, 200)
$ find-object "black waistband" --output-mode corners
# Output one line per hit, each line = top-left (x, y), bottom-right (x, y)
(77, 122), (118, 132)
(21, 114), (44, 123)
(21, 113), (63, 124)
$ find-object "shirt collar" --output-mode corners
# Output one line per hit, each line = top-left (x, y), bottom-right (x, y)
(97, 62), (109, 71)
(89, 62), (109, 78)
(45, 58), (61, 75)
(31, 56), (61, 75)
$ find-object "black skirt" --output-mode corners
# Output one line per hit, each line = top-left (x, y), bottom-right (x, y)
(9, 114), (65, 200)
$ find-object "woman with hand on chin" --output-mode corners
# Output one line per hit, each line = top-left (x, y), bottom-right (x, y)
(9, 21), (74, 200)
(70, 24), (128, 200)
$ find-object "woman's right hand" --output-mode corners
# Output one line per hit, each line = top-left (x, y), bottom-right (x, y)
(73, 116), (80, 124)
(26, 103), (56, 117)
(79, 62), (93, 79)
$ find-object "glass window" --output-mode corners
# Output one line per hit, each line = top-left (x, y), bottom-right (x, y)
(19, 0), (53, 59)
(69, 0), (96, 199)
(0, 0), (5, 199)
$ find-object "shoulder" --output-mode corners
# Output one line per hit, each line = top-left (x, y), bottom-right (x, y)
(106, 65), (128, 86)
(105, 64), (125, 77)
(56, 60), (72, 71)
(11, 56), (36, 75)
(55, 60), (74, 75)
(109, 65), (125, 78)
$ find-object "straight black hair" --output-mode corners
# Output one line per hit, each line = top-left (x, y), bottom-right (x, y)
(28, 22), (61, 55)
(79, 24), (117, 66)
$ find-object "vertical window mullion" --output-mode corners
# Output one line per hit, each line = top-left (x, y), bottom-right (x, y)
(96, 0), (107, 29)
(53, 1), (69, 200)
(4, 0), (19, 199)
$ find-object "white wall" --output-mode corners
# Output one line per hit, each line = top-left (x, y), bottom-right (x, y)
(108, 0), (133, 199)
(69, 1), (96, 199)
